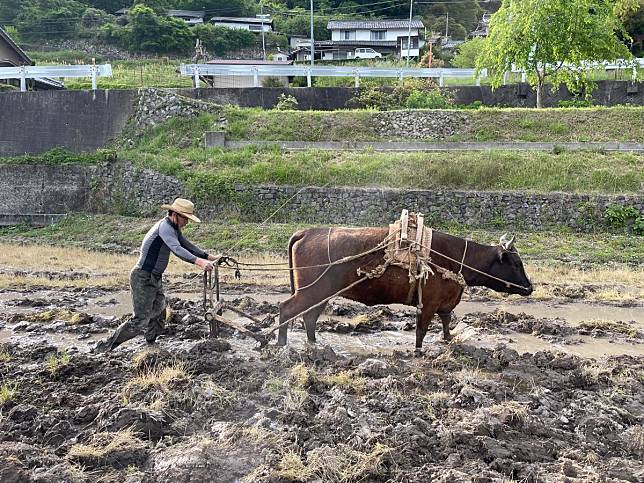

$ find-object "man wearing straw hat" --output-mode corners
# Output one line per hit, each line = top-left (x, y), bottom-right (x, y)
(94, 198), (219, 352)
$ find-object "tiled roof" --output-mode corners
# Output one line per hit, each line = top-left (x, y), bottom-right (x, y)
(211, 17), (273, 25)
(327, 19), (424, 30)
(167, 10), (205, 18)
(0, 27), (32, 66)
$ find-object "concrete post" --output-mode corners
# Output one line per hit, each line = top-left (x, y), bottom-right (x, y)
(439, 71), (444, 87)
(503, 71), (508, 86)
(193, 67), (200, 89)
(307, 67), (312, 87)
(354, 71), (359, 88)
(253, 67), (259, 87)
(20, 66), (26, 92)
(521, 72), (526, 83)
(91, 65), (97, 90)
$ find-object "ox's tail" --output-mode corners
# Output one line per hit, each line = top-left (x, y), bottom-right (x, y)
(287, 230), (307, 295)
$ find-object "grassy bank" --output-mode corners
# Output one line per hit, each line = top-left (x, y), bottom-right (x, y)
(0, 214), (641, 266)
(223, 106), (644, 143)
(123, 122), (643, 194)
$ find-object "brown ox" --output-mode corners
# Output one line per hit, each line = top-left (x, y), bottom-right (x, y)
(277, 227), (533, 349)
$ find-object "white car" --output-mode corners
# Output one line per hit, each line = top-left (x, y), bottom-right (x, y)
(354, 48), (382, 59)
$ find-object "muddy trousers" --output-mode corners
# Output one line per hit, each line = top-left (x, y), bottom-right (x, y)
(100, 268), (166, 351)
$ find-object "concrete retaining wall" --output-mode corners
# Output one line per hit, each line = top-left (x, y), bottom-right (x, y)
(0, 90), (137, 156)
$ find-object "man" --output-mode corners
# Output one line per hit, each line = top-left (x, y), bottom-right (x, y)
(94, 198), (219, 352)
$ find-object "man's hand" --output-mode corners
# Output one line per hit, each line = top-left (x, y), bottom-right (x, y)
(208, 253), (224, 262)
(196, 258), (214, 271)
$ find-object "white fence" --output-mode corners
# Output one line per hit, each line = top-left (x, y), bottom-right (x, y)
(0, 64), (112, 91)
(180, 64), (488, 88)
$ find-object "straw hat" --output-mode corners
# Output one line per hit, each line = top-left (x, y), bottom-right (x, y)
(161, 198), (201, 223)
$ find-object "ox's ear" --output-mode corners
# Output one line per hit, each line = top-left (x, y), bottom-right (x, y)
(496, 245), (506, 263)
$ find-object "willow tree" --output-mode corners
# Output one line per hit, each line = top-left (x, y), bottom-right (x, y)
(476, 0), (639, 107)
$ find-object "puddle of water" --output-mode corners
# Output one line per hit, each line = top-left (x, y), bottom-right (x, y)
(456, 300), (644, 327)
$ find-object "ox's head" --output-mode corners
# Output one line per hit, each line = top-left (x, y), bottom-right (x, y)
(481, 234), (533, 296)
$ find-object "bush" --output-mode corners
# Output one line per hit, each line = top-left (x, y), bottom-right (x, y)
(274, 94), (298, 110)
(405, 89), (452, 109)
(604, 204), (643, 234)
(262, 76), (285, 87)
(349, 79), (453, 110)
(558, 99), (594, 108)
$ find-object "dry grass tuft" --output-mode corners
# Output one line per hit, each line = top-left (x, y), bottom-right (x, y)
(578, 319), (639, 337)
(46, 350), (71, 375)
(68, 427), (146, 464)
(622, 425), (644, 456)
(416, 391), (451, 418)
(0, 381), (18, 405)
(488, 401), (529, 425)
(28, 309), (91, 325)
(0, 349), (10, 362)
(320, 370), (367, 393)
(123, 360), (189, 397)
(307, 443), (393, 483)
(289, 363), (314, 388)
(270, 451), (315, 481)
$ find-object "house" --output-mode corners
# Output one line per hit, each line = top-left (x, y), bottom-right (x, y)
(115, 9), (205, 25)
(0, 27), (63, 90)
(201, 59), (292, 88)
(210, 17), (273, 33)
(325, 19), (425, 60)
(471, 12), (491, 38)
(167, 10), (205, 25)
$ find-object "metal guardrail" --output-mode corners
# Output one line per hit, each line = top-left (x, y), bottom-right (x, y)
(180, 64), (488, 87)
(506, 58), (644, 84)
(0, 64), (113, 91)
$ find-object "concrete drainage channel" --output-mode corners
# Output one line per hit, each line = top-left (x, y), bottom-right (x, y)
(204, 133), (644, 152)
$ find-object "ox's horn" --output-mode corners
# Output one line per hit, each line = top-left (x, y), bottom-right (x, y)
(502, 234), (516, 250)
(499, 233), (509, 247)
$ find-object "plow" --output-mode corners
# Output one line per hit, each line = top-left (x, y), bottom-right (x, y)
(202, 256), (273, 348)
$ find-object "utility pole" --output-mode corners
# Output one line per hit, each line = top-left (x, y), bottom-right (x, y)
(257, 3), (270, 61)
(310, 0), (315, 68)
(445, 11), (449, 38)
(406, 0), (413, 67)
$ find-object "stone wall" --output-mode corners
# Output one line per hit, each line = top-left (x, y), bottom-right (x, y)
(0, 161), (641, 231)
(213, 185), (643, 230)
(0, 162), (183, 225)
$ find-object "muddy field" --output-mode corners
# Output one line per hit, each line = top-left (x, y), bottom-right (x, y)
(0, 266), (643, 482)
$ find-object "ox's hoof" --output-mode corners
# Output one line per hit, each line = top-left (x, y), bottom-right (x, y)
(414, 348), (424, 357)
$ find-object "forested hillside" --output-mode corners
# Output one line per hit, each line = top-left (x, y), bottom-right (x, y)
(0, 0), (499, 56)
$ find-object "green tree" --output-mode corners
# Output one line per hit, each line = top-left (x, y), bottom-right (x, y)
(451, 37), (485, 68)
(0, 0), (24, 25)
(477, 0), (639, 108)
(624, 1), (644, 55)
(191, 23), (256, 56)
(15, 0), (87, 40)
(176, 0), (256, 17)
(78, 1), (129, 13)
(274, 9), (330, 40)
(132, 0), (174, 15)
(127, 4), (194, 53)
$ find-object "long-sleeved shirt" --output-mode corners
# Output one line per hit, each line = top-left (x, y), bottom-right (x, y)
(135, 217), (209, 276)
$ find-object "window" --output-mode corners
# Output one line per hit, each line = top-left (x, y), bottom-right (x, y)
(370, 30), (386, 41)
(249, 24), (262, 31)
(341, 30), (355, 40)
